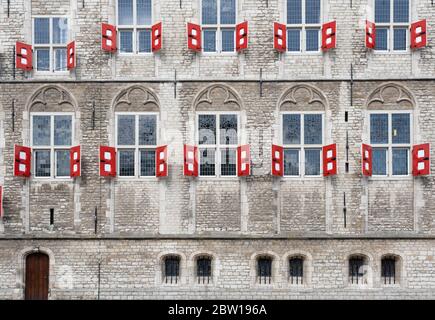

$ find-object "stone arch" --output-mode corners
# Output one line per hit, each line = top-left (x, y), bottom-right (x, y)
(366, 82), (416, 110)
(278, 84), (328, 112)
(343, 251), (374, 287)
(282, 250), (314, 286)
(155, 251), (187, 285)
(193, 83), (242, 112)
(26, 85), (77, 113)
(249, 251), (280, 286)
(112, 85), (160, 113)
(380, 253), (405, 286)
(189, 251), (220, 285)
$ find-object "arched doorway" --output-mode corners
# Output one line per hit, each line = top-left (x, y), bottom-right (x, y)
(25, 253), (49, 300)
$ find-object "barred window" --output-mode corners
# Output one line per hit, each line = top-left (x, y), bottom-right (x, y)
(282, 113), (323, 177)
(349, 256), (368, 285)
(286, 0), (321, 52)
(196, 256), (212, 284)
(257, 256), (272, 284)
(117, 0), (153, 53)
(31, 113), (73, 178)
(163, 255), (180, 284)
(370, 112), (411, 176)
(33, 17), (68, 72)
(116, 113), (158, 177)
(381, 256), (397, 285)
(197, 113), (239, 177)
(374, 0), (409, 51)
(289, 257), (304, 285)
(202, 0), (236, 52)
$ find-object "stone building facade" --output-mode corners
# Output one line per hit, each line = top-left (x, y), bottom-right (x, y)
(0, 0), (435, 299)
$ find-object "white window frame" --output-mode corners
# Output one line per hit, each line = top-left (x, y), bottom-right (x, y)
(285, 0), (322, 54)
(368, 110), (413, 178)
(30, 112), (74, 180)
(115, 112), (159, 179)
(116, 0), (153, 55)
(32, 16), (69, 74)
(196, 111), (240, 178)
(373, 0), (410, 53)
(201, 0), (237, 54)
(281, 111), (324, 178)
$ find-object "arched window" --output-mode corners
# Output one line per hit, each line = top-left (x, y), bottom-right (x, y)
(257, 256), (273, 284)
(288, 256), (304, 285)
(381, 255), (401, 285)
(348, 255), (369, 285)
(163, 255), (180, 284)
(196, 256), (212, 284)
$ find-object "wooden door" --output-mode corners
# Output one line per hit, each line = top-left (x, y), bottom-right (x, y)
(25, 253), (49, 300)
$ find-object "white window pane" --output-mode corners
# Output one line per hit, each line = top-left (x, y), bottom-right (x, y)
(375, 28), (388, 50)
(220, 0), (235, 24)
(284, 149), (299, 176)
(393, 0), (409, 23)
(221, 148), (237, 176)
(118, 115), (136, 145)
(118, 0), (134, 25)
(392, 113), (410, 144)
(202, 0), (217, 24)
(138, 30), (152, 52)
(221, 29), (235, 52)
(137, 0), (152, 25)
(370, 114), (388, 144)
(33, 115), (51, 146)
(306, 29), (319, 51)
(54, 115), (72, 146)
(375, 0), (390, 23)
(392, 148), (408, 175)
(203, 29), (217, 52)
(139, 115), (156, 145)
(35, 150), (51, 177)
(200, 148), (215, 176)
(373, 148), (387, 175)
(304, 114), (322, 144)
(305, 0), (320, 24)
(140, 149), (155, 176)
(220, 114), (237, 145)
(283, 114), (301, 144)
(305, 149), (321, 175)
(198, 114), (216, 145)
(34, 18), (50, 44)
(288, 29), (301, 52)
(120, 30), (133, 52)
(287, 0), (302, 24)
(56, 150), (70, 176)
(52, 18), (68, 44)
(54, 48), (67, 71)
(393, 28), (407, 51)
(36, 49), (50, 71)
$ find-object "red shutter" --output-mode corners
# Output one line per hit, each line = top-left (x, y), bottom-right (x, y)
(152, 22), (162, 52)
(366, 20), (376, 49)
(99, 146), (116, 177)
(236, 21), (248, 51)
(14, 145), (31, 177)
(362, 143), (372, 176)
(274, 22), (287, 52)
(70, 145), (81, 178)
(187, 23), (201, 51)
(412, 143), (430, 176)
(321, 21), (336, 51)
(67, 41), (76, 70)
(272, 144), (283, 176)
(322, 143), (337, 176)
(102, 23), (117, 52)
(16, 42), (33, 71)
(0, 186), (3, 218)
(237, 144), (250, 176)
(156, 145), (168, 177)
(410, 19), (427, 49)
(184, 145), (198, 177)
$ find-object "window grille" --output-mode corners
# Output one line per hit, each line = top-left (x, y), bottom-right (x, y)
(197, 256), (212, 284)
(349, 256), (367, 285)
(289, 257), (304, 285)
(381, 256), (397, 285)
(257, 257), (272, 284)
(164, 256), (180, 284)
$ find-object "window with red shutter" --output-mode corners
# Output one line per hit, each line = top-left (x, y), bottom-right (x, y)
(366, 20), (376, 49)
(14, 145), (32, 177)
(322, 143), (337, 176)
(102, 23), (117, 52)
(70, 145), (81, 178)
(362, 144), (373, 177)
(237, 144), (250, 176)
(16, 42), (33, 71)
(156, 145), (168, 177)
(184, 145), (198, 177)
(321, 21), (336, 51)
(272, 145), (284, 177)
(100, 146), (116, 177)
(412, 143), (430, 176)
(274, 22), (286, 52)
(410, 19), (427, 49)
(67, 41), (75, 70)
(187, 23), (201, 51)
(152, 22), (162, 52)
(236, 21), (248, 52)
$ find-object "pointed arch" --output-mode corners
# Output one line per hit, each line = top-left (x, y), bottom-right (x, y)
(112, 85), (160, 113)
(26, 85), (77, 113)
(366, 82), (416, 110)
(278, 84), (328, 112)
(193, 83), (243, 112)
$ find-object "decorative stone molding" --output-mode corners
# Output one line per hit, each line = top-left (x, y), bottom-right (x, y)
(366, 83), (415, 110)
(27, 85), (76, 113)
(113, 85), (160, 112)
(194, 84), (242, 111)
(279, 84), (327, 112)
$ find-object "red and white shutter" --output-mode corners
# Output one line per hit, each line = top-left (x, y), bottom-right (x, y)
(0, 186), (3, 218)
(184, 145), (198, 177)
(412, 143), (430, 176)
(366, 20), (376, 49)
(187, 23), (201, 52)
(156, 145), (168, 177)
(236, 21), (248, 52)
(70, 145), (81, 178)
(16, 42), (33, 71)
(102, 23), (117, 52)
(410, 19), (427, 49)
(67, 41), (76, 70)
(322, 143), (337, 176)
(272, 144), (284, 177)
(237, 145), (250, 176)
(14, 145), (31, 177)
(99, 146), (116, 177)
(362, 144), (372, 176)
(274, 22), (287, 52)
(321, 21), (336, 51)
(152, 22), (162, 52)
